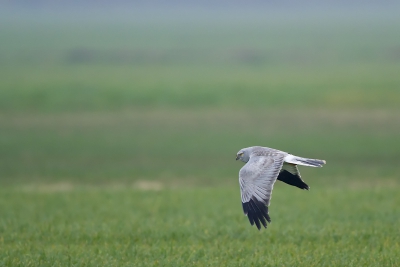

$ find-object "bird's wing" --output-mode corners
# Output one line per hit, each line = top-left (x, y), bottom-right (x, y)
(277, 163), (310, 190)
(239, 154), (285, 230)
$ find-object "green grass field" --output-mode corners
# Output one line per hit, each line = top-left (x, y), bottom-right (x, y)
(1, 8), (400, 266)
(1, 187), (399, 266)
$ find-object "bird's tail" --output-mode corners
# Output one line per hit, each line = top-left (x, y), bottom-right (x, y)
(284, 154), (326, 167)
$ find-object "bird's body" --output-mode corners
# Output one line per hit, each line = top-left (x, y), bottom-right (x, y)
(236, 146), (326, 230)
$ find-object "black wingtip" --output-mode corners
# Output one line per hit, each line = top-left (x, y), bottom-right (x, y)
(242, 198), (271, 230)
(277, 170), (310, 190)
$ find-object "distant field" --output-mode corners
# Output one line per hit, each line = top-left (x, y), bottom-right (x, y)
(1, 10), (400, 112)
(2, 62), (400, 112)
(1, 109), (399, 187)
(0, 8), (400, 266)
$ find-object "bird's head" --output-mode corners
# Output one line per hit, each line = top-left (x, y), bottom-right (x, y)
(236, 148), (251, 163)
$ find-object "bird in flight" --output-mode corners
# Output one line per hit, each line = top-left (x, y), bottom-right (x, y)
(236, 146), (326, 230)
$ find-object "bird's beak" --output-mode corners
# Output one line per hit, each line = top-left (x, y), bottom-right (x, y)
(235, 155), (239, 160)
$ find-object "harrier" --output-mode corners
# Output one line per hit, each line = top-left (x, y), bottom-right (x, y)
(236, 146), (326, 230)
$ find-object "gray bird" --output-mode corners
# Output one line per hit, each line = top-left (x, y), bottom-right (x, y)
(236, 146), (326, 230)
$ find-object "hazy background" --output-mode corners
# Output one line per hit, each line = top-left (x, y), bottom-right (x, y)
(1, 1), (399, 187)
(1, 1), (400, 265)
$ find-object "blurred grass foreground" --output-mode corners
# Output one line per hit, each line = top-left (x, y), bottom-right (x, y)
(0, 4), (400, 266)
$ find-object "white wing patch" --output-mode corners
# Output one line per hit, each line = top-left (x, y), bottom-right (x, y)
(281, 162), (299, 175)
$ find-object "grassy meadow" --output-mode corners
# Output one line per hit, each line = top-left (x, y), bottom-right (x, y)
(1, 7), (400, 266)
